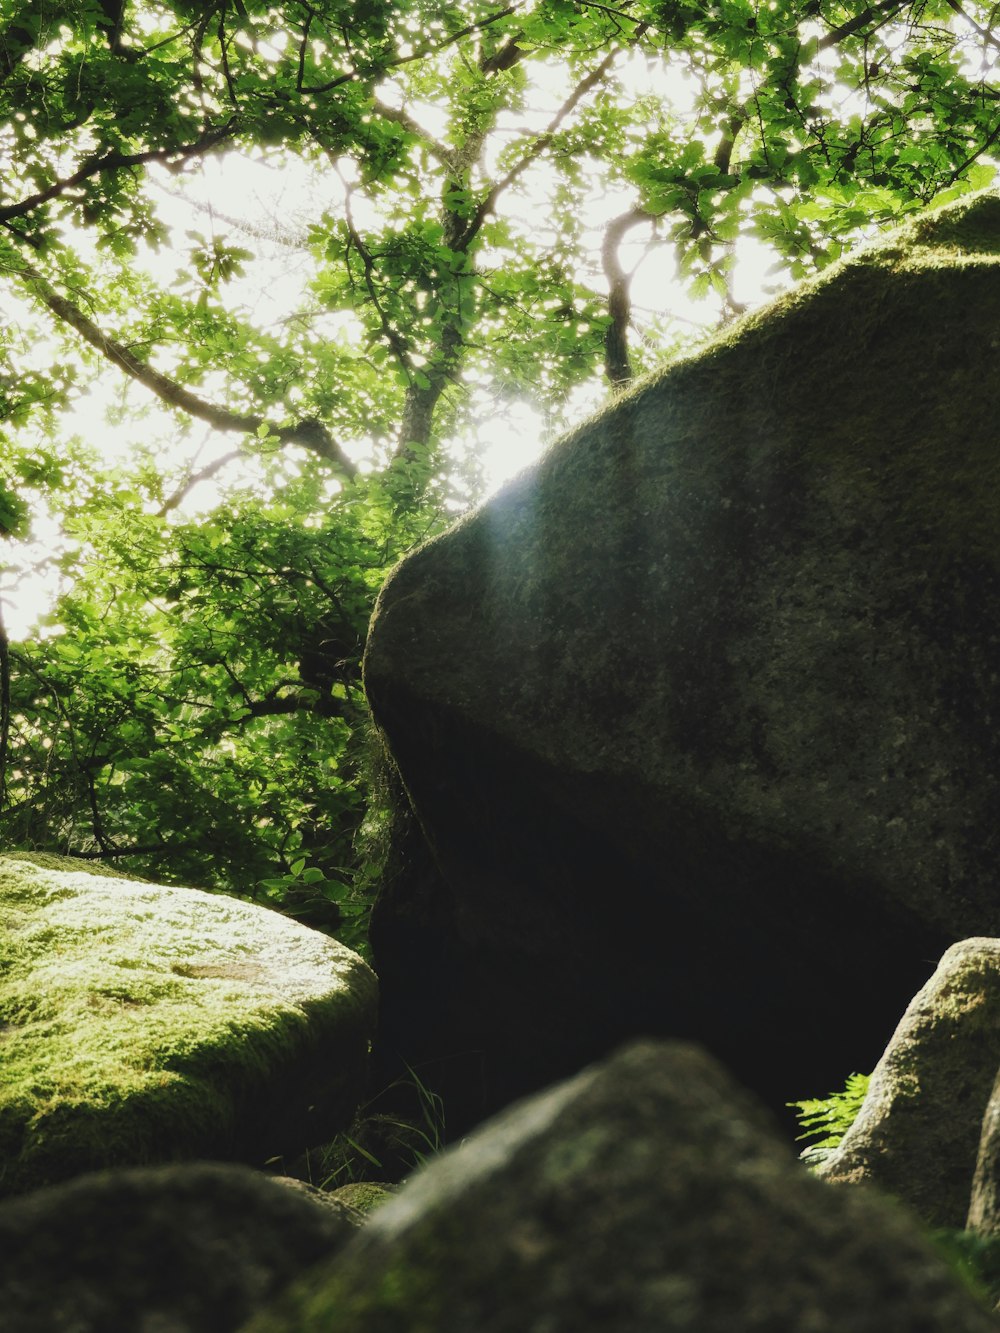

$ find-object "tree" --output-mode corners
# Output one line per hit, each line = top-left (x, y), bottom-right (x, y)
(1, 0), (996, 942)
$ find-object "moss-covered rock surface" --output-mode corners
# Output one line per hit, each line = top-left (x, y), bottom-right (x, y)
(0, 853), (377, 1198)
(241, 1040), (999, 1333)
(364, 190), (1000, 1133)
(0, 1162), (356, 1333)
(818, 937), (1000, 1229)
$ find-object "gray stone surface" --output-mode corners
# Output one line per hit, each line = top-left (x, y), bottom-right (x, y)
(817, 938), (1000, 1229)
(242, 1040), (998, 1333)
(0, 1162), (356, 1332)
(969, 1066), (1000, 1235)
(364, 192), (1000, 1130)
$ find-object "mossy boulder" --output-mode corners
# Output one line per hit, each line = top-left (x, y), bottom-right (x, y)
(816, 938), (1000, 1229)
(241, 1040), (999, 1333)
(364, 191), (1000, 1133)
(0, 853), (377, 1197)
(0, 1162), (356, 1332)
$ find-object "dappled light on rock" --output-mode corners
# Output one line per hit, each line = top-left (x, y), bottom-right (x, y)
(365, 191), (1000, 1134)
(0, 853), (377, 1197)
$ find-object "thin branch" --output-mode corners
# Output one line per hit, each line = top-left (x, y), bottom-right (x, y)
(9, 257), (358, 479)
(158, 449), (243, 516)
(371, 95), (455, 167)
(941, 0), (1000, 51)
(302, 2), (524, 94)
(459, 35), (642, 249)
(0, 4), (38, 85)
(817, 0), (909, 51)
(942, 114), (1000, 185)
(601, 206), (653, 387)
(66, 840), (198, 860)
(333, 165), (414, 379)
(0, 125), (236, 225)
(86, 771), (115, 854)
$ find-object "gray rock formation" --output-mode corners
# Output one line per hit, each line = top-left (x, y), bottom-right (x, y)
(0, 853), (378, 1196)
(969, 1066), (1000, 1235)
(0, 1162), (355, 1332)
(364, 191), (1000, 1130)
(241, 1040), (998, 1333)
(816, 938), (1000, 1228)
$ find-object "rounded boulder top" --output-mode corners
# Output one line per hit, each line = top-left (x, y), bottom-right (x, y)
(0, 852), (377, 1198)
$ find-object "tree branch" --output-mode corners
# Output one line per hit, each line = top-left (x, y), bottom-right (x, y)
(371, 95), (455, 168)
(63, 840), (198, 861)
(0, 4), (39, 86)
(601, 206), (654, 387)
(0, 125), (236, 225)
(10, 257), (358, 480)
(459, 36), (641, 249)
(941, 0), (1000, 51)
(158, 449), (244, 517)
(302, 3), (525, 94)
(817, 0), (909, 52)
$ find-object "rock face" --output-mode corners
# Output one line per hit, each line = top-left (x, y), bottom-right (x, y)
(364, 191), (1000, 1130)
(969, 1067), (1000, 1235)
(0, 1162), (355, 1332)
(816, 938), (1000, 1228)
(242, 1040), (998, 1333)
(0, 853), (377, 1197)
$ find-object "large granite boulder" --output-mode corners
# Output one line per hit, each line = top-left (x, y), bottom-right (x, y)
(0, 853), (377, 1196)
(816, 938), (1000, 1228)
(242, 1040), (998, 1332)
(0, 1162), (357, 1332)
(364, 191), (1000, 1131)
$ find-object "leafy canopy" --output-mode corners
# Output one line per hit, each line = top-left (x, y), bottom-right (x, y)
(0, 0), (996, 942)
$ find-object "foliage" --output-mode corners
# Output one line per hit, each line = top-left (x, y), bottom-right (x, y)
(930, 1230), (1000, 1311)
(281, 1065), (446, 1189)
(1, 0), (999, 946)
(789, 1070), (870, 1163)
(2, 468), (439, 952)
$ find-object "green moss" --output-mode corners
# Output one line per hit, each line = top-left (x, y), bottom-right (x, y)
(0, 855), (375, 1196)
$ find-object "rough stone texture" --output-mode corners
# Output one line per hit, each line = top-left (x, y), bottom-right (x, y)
(816, 938), (1000, 1229)
(0, 853), (378, 1197)
(329, 1181), (399, 1215)
(968, 1066), (1000, 1235)
(0, 1162), (355, 1332)
(364, 191), (1000, 1132)
(241, 1040), (998, 1333)
(270, 1175), (368, 1225)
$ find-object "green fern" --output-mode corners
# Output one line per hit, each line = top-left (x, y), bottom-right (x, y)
(789, 1071), (870, 1164)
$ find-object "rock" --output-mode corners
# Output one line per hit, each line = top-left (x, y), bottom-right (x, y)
(969, 1067), (1000, 1234)
(0, 1161), (356, 1332)
(0, 853), (377, 1197)
(240, 1040), (998, 1333)
(364, 191), (1000, 1131)
(816, 938), (1000, 1229)
(328, 1181), (399, 1215)
(269, 1175), (368, 1225)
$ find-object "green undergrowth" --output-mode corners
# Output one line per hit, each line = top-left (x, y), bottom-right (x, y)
(278, 1066), (446, 1190)
(930, 1230), (1000, 1311)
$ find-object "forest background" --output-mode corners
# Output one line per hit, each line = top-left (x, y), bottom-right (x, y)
(1, 0), (996, 955)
